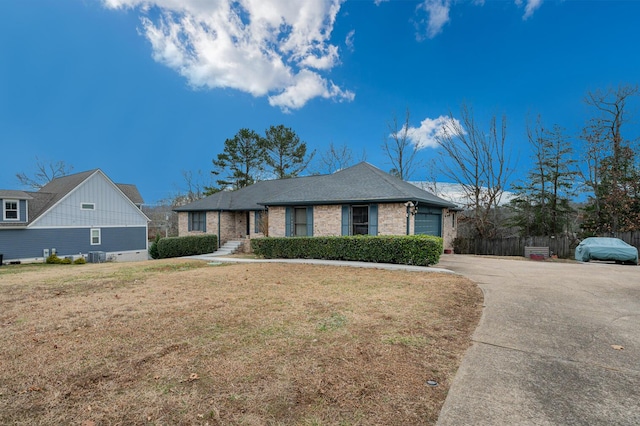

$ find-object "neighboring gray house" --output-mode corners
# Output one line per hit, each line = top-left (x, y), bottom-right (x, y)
(175, 162), (459, 251)
(0, 169), (149, 263)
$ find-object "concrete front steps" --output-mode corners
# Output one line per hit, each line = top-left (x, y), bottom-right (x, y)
(210, 240), (244, 256)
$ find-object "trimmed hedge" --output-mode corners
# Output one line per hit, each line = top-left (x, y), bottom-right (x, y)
(157, 234), (218, 259)
(251, 235), (443, 266)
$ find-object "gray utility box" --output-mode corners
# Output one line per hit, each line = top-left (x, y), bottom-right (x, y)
(524, 246), (549, 259)
(87, 251), (106, 263)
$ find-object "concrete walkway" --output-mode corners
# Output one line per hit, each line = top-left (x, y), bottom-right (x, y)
(188, 253), (454, 274)
(435, 255), (640, 426)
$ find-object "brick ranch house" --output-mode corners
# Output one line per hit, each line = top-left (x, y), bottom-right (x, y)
(174, 162), (459, 251)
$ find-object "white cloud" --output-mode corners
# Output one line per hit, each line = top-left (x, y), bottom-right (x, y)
(268, 69), (354, 112)
(413, 0), (544, 39)
(101, 0), (352, 110)
(516, 0), (544, 20)
(416, 0), (451, 39)
(403, 115), (464, 149)
(345, 29), (355, 52)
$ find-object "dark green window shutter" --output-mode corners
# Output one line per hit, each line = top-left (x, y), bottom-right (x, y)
(306, 206), (314, 236)
(188, 212), (192, 231)
(341, 205), (350, 236)
(254, 211), (260, 233)
(285, 207), (292, 237)
(369, 204), (378, 236)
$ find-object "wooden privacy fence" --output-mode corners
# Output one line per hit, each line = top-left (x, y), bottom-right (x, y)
(454, 232), (640, 259)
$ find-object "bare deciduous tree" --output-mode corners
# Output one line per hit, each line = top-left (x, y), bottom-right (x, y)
(316, 141), (365, 174)
(382, 108), (421, 180)
(435, 103), (514, 238)
(16, 157), (73, 189)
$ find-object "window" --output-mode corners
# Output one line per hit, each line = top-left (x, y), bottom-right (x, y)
(294, 207), (307, 236)
(189, 212), (206, 232)
(286, 207), (312, 237)
(3, 200), (18, 220)
(91, 228), (101, 245)
(254, 211), (263, 233)
(342, 204), (378, 236)
(352, 205), (369, 235)
(81, 203), (95, 210)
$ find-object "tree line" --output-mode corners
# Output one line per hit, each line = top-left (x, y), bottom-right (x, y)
(15, 83), (640, 241)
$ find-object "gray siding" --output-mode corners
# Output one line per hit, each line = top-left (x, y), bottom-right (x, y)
(32, 172), (147, 228)
(0, 227), (147, 260)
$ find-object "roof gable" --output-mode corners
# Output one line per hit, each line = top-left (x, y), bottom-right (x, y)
(8, 169), (146, 226)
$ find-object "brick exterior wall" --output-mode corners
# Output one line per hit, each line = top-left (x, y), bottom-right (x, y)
(312, 205), (342, 236)
(441, 209), (457, 252)
(268, 206), (287, 238)
(378, 203), (409, 236)
(178, 211), (257, 246)
(181, 204), (456, 252)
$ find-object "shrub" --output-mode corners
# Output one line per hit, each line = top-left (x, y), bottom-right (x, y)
(46, 254), (63, 264)
(157, 234), (218, 259)
(74, 257), (86, 265)
(149, 234), (162, 259)
(251, 235), (443, 266)
(61, 257), (72, 264)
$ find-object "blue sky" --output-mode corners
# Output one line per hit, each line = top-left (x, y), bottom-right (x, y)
(1, 0), (640, 204)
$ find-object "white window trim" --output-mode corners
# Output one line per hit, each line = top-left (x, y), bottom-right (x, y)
(3, 199), (19, 221)
(90, 228), (101, 245)
(81, 202), (96, 210)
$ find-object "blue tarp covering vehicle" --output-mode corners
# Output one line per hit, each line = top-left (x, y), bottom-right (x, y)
(575, 237), (639, 265)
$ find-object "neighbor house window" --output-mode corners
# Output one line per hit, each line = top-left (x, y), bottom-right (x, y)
(81, 203), (95, 210)
(3, 200), (18, 220)
(189, 212), (206, 232)
(294, 207), (307, 236)
(352, 205), (369, 235)
(91, 228), (101, 245)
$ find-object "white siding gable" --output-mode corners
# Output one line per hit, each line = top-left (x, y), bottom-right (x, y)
(31, 171), (148, 228)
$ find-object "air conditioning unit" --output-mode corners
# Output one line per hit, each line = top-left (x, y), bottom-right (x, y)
(87, 251), (106, 263)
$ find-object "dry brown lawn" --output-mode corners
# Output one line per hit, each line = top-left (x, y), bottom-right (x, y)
(0, 259), (482, 425)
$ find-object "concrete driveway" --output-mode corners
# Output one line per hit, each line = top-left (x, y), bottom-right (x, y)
(436, 255), (640, 425)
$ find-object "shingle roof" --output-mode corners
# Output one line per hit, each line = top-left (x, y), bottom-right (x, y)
(264, 162), (456, 207)
(174, 175), (318, 211)
(116, 183), (144, 205)
(175, 162), (457, 211)
(0, 190), (33, 199)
